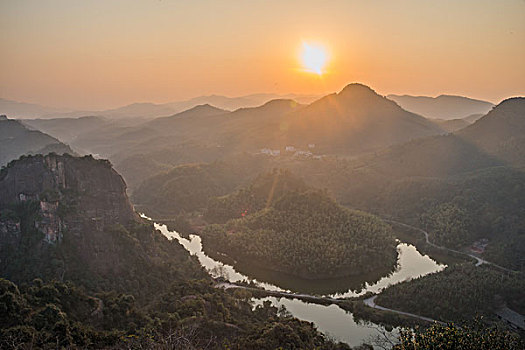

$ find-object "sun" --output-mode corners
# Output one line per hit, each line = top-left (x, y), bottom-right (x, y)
(300, 42), (328, 75)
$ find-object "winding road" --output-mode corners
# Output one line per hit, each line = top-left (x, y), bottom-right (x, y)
(217, 219), (518, 326)
(216, 282), (444, 324)
(155, 211), (515, 327)
(384, 219), (515, 272)
(363, 295), (445, 325)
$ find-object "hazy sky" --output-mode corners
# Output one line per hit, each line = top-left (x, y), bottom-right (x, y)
(1, 0), (524, 110)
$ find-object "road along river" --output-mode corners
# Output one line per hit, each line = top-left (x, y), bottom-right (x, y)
(150, 219), (446, 348)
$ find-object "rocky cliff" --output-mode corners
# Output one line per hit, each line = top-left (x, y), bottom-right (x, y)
(0, 153), (136, 242)
(0, 154), (202, 296)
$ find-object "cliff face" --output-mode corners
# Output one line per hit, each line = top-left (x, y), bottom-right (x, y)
(0, 153), (136, 243)
(0, 154), (194, 293)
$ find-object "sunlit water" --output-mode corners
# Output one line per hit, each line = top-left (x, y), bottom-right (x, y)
(154, 222), (445, 296)
(149, 217), (446, 348)
(253, 297), (399, 347)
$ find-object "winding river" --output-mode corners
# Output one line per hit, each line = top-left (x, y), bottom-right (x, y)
(151, 219), (445, 348)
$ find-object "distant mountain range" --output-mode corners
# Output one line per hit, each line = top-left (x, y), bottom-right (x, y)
(355, 97), (525, 179)
(388, 94), (494, 120)
(3, 84), (452, 186)
(0, 93), (320, 120)
(0, 98), (72, 119)
(22, 116), (107, 143)
(280, 84), (443, 154)
(0, 115), (74, 166)
(2, 92), (494, 122)
(143, 84), (444, 156)
(5, 83), (522, 192)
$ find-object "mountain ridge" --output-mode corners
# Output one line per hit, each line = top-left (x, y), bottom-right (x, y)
(388, 94), (494, 120)
(0, 115), (75, 166)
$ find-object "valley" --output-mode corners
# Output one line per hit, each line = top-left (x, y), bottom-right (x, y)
(1, 87), (524, 349)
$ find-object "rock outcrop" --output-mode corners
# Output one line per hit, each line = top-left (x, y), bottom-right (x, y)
(0, 154), (200, 295)
(0, 153), (136, 243)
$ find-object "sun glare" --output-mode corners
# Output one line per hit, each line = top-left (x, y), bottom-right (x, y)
(300, 42), (328, 75)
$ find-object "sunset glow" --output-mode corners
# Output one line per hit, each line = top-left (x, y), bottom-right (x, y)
(0, 1), (524, 109)
(301, 42), (328, 75)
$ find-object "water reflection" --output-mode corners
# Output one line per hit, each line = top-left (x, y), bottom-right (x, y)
(253, 297), (399, 348)
(155, 222), (445, 296)
(152, 220), (444, 349)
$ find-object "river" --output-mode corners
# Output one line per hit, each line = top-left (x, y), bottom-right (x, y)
(151, 220), (445, 348)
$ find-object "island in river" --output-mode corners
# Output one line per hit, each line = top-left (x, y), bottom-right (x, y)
(201, 186), (398, 280)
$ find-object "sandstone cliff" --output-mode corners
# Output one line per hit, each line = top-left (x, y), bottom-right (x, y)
(0, 154), (202, 296)
(0, 153), (136, 241)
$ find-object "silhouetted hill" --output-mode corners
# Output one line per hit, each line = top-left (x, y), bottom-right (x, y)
(431, 118), (471, 132)
(94, 102), (176, 119)
(280, 83), (443, 154)
(34, 93), (318, 120)
(0, 98), (71, 119)
(388, 94), (494, 120)
(463, 113), (484, 123)
(43, 102), (176, 120)
(350, 97), (525, 178)
(22, 116), (107, 143)
(164, 93), (318, 113)
(146, 104), (227, 131)
(457, 97), (525, 166)
(0, 115), (74, 166)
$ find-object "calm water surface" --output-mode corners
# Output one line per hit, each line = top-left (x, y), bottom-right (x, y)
(152, 219), (445, 348)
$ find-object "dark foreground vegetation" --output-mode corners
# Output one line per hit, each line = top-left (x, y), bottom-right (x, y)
(394, 321), (523, 350)
(0, 278), (351, 349)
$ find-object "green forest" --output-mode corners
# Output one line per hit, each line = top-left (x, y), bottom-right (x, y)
(202, 184), (398, 279)
(0, 278), (351, 349)
(394, 321), (523, 349)
(376, 264), (525, 322)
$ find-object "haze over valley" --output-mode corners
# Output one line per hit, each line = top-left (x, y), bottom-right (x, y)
(1, 1), (524, 349)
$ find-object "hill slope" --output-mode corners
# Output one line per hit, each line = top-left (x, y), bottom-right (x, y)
(201, 171), (398, 279)
(280, 84), (444, 154)
(22, 116), (107, 143)
(388, 94), (494, 120)
(350, 97), (525, 179)
(457, 97), (525, 166)
(0, 115), (74, 166)
(0, 98), (71, 118)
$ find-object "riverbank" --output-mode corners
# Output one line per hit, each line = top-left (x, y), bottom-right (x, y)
(150, 219), (446, 346)
(215, 280), (436, 329)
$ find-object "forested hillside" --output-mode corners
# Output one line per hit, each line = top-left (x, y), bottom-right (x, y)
(0, 116), (74, 166)
(202, 188), (397, 279)
(205, 169), (309, 223)
(376, 264), (525, 322)
(0, 278), (349, 349)
(0, 154), (349, 349)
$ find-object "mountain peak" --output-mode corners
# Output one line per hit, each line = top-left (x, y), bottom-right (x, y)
(496, 96), (525, 108)
(166, 103), (226, 118)
(191, 103), (224, 111)
(473, 97), (524, 122)
(260, 98), (299, 109)
(338, 83), (378, 97)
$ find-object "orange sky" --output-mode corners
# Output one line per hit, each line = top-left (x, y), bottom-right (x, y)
(1, 0), (524, 110)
